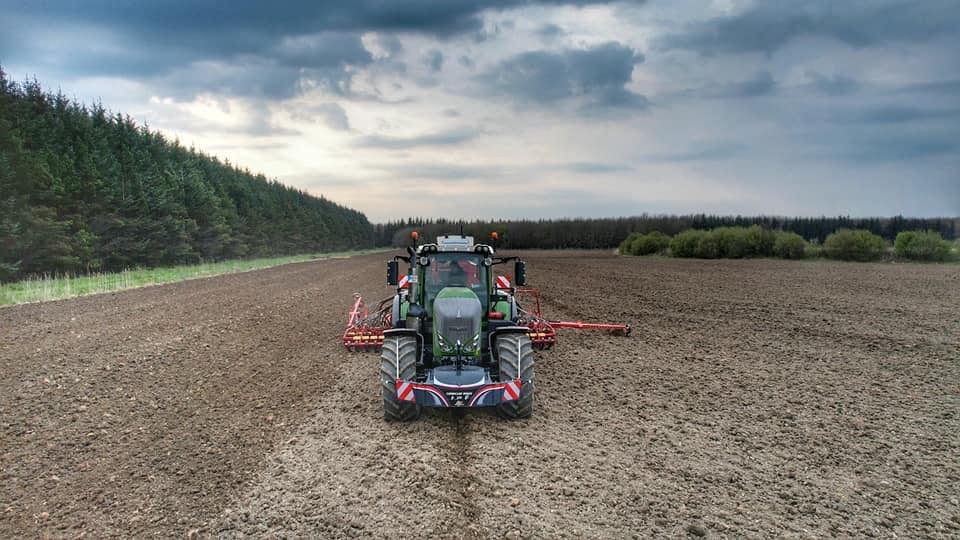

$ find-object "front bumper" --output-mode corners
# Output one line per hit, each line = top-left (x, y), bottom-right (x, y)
(394, 365), (522, 408)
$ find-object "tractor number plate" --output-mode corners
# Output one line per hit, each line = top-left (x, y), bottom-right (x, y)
(444, 391), (472, 406)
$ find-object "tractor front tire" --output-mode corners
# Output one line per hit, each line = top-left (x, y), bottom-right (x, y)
(495, 333), (535, 419)
(380, 335), (421, 421)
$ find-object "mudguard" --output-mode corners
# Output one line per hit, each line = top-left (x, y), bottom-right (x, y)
(487, 325), (531, 361)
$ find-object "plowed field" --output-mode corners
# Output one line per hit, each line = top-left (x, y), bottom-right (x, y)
(2, 252), (958, 538)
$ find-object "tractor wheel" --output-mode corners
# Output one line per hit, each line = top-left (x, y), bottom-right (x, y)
(495, 333), (535, 419)
(380, 335), (421, 421)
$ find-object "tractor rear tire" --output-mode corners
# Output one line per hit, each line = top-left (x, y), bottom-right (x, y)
(495, 333), (535, 419)
(380, 335), (421, 421)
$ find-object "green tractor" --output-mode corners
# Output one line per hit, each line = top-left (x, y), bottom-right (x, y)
(380, 234), (534, 420)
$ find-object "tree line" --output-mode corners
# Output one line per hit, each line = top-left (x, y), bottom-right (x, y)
(374, 215), (958, 249)
(0, 68), (374, 282)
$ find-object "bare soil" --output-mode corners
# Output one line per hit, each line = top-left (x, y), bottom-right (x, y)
(1, 252), (958, 538)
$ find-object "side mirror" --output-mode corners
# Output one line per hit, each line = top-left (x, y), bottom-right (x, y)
(514, 260), (527, 286)
(387, 260), (399, 286)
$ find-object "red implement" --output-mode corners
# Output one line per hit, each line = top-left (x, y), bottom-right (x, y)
(343, 287), (629, 352)
(342, 294), (391, 352)
(514, 287), (630, 350)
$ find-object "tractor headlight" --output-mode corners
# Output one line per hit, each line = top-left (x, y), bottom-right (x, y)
(437, 334), (456, 352)
(461, 333), (481, 353)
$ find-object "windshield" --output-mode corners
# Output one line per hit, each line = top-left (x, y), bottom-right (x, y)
(423, 253), (488, 314)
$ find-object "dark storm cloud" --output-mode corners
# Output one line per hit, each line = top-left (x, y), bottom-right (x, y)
(354, 128), (480, 149)
(660, 0), (960, 55)
(1, 0), (623, 98)
(478, 42), (647, 109)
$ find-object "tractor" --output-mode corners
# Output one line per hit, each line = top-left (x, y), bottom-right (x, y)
(343, 233), (630, 421)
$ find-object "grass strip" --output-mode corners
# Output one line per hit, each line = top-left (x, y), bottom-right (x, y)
(0, 249), (390, 307)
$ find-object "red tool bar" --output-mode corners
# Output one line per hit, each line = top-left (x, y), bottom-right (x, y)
(547, 320), (631, 334)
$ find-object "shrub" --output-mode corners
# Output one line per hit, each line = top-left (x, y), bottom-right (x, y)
(695, 232), (721, 258)
(618, 233), (642, 255)
(670, 229), (706, 258)
(709, 227), (748, 258)
(823, 229), (886, 261)
(629, 231), (671, 255)
(774, 231), (807, 259)
(744, 225), (777, 257)
(894, 230), (951, 261)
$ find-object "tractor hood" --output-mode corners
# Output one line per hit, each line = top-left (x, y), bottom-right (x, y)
(433, 287), (482, 355)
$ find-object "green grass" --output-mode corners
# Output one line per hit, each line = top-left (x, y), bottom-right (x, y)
(0, 249), (389, 307)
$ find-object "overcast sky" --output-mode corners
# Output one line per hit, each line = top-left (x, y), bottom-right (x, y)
(2, 0), (958, 221)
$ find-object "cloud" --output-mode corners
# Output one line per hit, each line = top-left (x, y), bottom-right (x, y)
(721, 70), (776, 98)
(830, 130), (959, 162)
(660, 0), (960, 55)
(291, 103), (351, 131)
(836, 106), (960, 125)
(370, 33), (404, 57)
(477, 41), (647, 110)
(374, 163), (503, 180)
(171, 32), (375, 100)
(893, 79), (960, 96)
(2, 1), (622, 100)
(806, 72), (860, 96)
(535, 23), (565, 42)
(354, 127), (479, 149)
(425, 50), (445, 72)
(560, 162), (633, 173)
(689, 71), (777, 99)
(644, 142), (746, 162)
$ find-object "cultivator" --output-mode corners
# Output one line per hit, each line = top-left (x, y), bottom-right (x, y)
(343, 285), (629, 352)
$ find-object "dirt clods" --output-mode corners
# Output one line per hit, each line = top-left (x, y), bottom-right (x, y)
(2, 252), (958, 537)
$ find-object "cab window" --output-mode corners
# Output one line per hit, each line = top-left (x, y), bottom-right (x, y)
(423, 253), (488, 313)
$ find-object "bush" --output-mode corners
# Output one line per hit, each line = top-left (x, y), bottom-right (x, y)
(670, 229), (707, 258)
(744, 225), (777, 257)
(773, 232), (807, 259)
(823, 229), (886, 261)
(618, 233), (641, 255)
(695, 233), (721, 258)
(709, 227), (748, 258)
(894, 230), (951, 261)
(629, 231), (671, 255)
